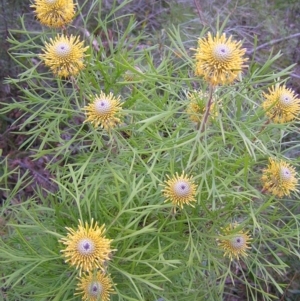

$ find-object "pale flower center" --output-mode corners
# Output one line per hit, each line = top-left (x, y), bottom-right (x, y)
(88, 281), (103, 297)
(45, 0), (58, 5)
(230, 235), (245, 249)
(280, 167), (292, 182)
(94, 99), (112, 115)
(173, 181), (191, 197)
(279, 94), (293, 108)
(77, 238), (95, 255)
(212, 44), (232, 62)
(54, 42), (72, 57)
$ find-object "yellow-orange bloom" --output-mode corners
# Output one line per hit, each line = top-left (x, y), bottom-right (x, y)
(262, 85), (300, 123)
(218, 223), (251, 260)
(261, 158), (298, 198)
(31, 0), (75, 28)
(40, 34), (88, 77)
(161, 171), (197, 210)
(83, 91), (123, 130)
(75, 271), (114, 301)
(194, 32), (248, 86)
(59, 219), (113, 276)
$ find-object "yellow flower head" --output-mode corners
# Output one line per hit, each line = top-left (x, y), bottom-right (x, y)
(83, 91), (123, 130)
(75, 271), (114, 301)
(40, 34), (88, 78)
(218, 223), (251, 260)
(59, 219), (113, 276)
(194, 32), (248, 86)
(261, 158), (298, 198)
(186, 90), (217, 123)
(161, 171), (197, 210)
(262, 85), (300, 123)
(31, 0), (75, 28)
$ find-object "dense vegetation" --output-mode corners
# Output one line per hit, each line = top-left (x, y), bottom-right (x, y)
(1, 1), (300, 301)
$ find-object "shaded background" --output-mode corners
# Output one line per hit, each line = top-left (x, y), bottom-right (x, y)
(1, 0), (300, 98)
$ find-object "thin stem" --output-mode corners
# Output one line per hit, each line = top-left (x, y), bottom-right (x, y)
(252, 119), (270, 142)
(71, 76), (80, 92)
(199, 85), (215, 135)
(252, 113), (276, 143)
(280, 271), (297, 301)
(247, 33), (300, 55)
(193, 0), (207, 26)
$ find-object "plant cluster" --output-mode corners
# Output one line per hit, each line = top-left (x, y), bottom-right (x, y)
(1, 0), (300, 300)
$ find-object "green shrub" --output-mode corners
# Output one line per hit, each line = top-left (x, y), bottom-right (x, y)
(1, 1), (300, 300)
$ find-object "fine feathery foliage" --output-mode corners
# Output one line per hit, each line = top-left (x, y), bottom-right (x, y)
(1, 1), (300, 301)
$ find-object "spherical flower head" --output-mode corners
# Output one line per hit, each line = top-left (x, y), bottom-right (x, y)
(31, 0), (75, 28)
(59, 219), (113, 275)
(161, 171), (197, 210)
(194, 32), (248, 86)
(186, 90), (218, 123)
(261, 158), (298, 198)
(75, 271), (114, 301)
(83, 91), (123, 130)
(218, 223), (251, 260)
(262, 85), (300, 123)
(40, 34), (88, 78)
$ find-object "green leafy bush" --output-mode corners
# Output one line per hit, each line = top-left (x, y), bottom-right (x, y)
(1, 1), (300, 301)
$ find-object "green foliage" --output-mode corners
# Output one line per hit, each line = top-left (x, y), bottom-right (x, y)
(1, 1), (300, 301)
